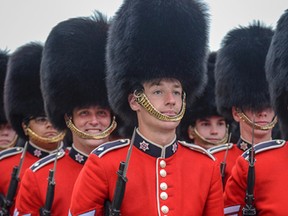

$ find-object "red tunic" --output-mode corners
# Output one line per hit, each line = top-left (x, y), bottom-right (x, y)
(209, 143), (243, 188)
(69, 130), (224, 216)
(0, 142), (58, 214)
(224, 140), (287, 215)
(14, 145), (87, 216)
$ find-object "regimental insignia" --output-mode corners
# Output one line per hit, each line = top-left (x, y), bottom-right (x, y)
(93, 139), (130, 158)
(139, 141), (149, 152)
(240, 141), (248, 151)
(75, 153), (84, 163)
(34, 149), (42, 157)
(31, 149), (65, 172)
(172, 142), (178, 153)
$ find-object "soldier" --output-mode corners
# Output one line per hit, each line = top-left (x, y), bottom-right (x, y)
(69, 0), (224, 215)
(178, 52), (229, 150)
(222, 10), (288, 216)
(0, 43), (65, 214)
(178, 51), (241, 188)
(14, 12), (118, 215)
(216, 22), (281, 215)
(0, 50), (18, 151)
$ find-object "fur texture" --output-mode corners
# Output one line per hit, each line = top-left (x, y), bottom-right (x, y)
(41, 12), (110, 130)
(106, 0), (209, 127)
(0, 50), (9, 124)
(265, 10), (288, 139)
(215, 22), (274, 121)
(4, 42), (44, 139)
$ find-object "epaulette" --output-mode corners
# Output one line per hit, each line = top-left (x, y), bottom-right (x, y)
(208, 143), (233, 155)
(30, 149), (65, 172)
(179, 141), (215, 161)
(0, 147), (23, 160)
(93, 139), (130, 158)
(242, 139), (286, 160)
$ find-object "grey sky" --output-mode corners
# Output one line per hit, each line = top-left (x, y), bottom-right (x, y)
(0, 0), (287, 52)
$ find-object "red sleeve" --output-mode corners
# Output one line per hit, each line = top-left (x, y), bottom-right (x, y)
(203, 160), (224, 215)
(69, 154), (108, 215)
(224, 156), (249, 216)
(14, 168), (43, 215)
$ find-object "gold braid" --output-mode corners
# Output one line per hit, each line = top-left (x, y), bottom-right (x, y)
(236, 108), (277, 131)
(65, 115), (117, 140)
(134, 90), (186, 122)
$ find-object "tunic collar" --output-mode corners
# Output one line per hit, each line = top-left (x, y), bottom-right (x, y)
(69, 144), (88, 165)
(133, 129), (178, 158)
(27, 141), (63, 159)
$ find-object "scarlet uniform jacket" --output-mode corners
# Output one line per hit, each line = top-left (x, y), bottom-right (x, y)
(224, 139), (287, 215)
(0, 142), (61, 214)
(14, 145), (87, 215)
(69, 129), (224, 215)
(208, 143), (243, 188)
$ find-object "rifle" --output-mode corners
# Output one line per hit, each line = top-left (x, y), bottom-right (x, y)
(107, 130), (135, 216)
(0, 143), (28, 216)
(220, 133), (232, 187)
(242, 114), (256, 216)
(39, 144), (61, 216)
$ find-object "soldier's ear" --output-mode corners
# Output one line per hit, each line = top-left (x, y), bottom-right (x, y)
(187, 126), (194, 140)
(128, 93), (140, 111)
(232, 106), (240, 123)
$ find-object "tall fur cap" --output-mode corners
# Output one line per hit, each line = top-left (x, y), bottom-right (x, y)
(41, 13), (110, 130)
(106, 0), (209, 126)
(0, 50), (9, 124)
(4, 42), (44, 139)
(265, 10), (288, 139)
(178, 52), (224, 141)
(215, 22), (274, 120)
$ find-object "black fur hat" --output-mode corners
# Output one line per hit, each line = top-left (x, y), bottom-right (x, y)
(215, 22), (274, 121)
(265, 10), (288, 138)
(0, 50), (9, 124)
(4, 42), (44, 139)
(41, 12), (110, 131)
(106, 0), (209, 126)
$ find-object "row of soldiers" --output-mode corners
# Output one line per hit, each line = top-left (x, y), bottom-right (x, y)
(0, 0), (288, 215)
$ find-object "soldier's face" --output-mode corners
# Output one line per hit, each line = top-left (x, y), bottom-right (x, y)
(0, 123), (17, 148)
(28, 116), (60, 139)
(188, 115), (227, 149)
(71, 105), (112, 154)
(130, 78), (183, 133)
(232, 107), (275, 143)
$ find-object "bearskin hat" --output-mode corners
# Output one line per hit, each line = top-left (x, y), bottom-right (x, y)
(215, 22), (274, 121)
(41, 12), (110, 131)
(4, 42), (44, 139)
(106, 0), (209, 127)
(0, 50), (9, 124)
(178, 52), (224, 141)
(265, 10), (288, 139)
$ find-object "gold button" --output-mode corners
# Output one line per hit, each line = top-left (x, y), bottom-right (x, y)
(160, 169), (167, 177)
(160, 192), (168, 200)
(161, 205), (169, 214)
(160, 160), (166, 168)
(160, 182), (168, 190)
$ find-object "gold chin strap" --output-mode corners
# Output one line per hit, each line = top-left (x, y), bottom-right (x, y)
(25, 128), (66, 144)
(0, 134), (18, 151)
(134, 90), (186, 122)
(190, 126), (229, 146)
(236, 108), (278, 131)
(65, 115), (117, 140)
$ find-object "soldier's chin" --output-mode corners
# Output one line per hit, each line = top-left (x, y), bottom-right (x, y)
(0, 141), (10, 146)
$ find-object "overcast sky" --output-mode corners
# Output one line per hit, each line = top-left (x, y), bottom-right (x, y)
(1, 0), (287, 53)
